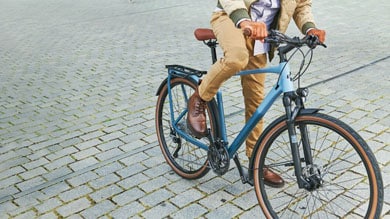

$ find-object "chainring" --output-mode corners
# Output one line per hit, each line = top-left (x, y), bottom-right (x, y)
(207, 142), (230, 176)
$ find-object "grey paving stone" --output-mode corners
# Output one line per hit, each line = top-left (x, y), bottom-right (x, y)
(88, 173), (121, 190)
(36, 212), (58, 219)
(112, 187), (145, 206)
(67, 172), (100, 187)
(204, 203), (242, 218)
(198, 190), (235, 210)
(89, 184), (123, 203)
(117, 173), (149, 190)
(69, 157), (99, 172)
(80, 200), (116, 219)
(59, 185), (93, 202)
(19, 167), (48, 180)
(95, 148), (124, 161)
(13, 210), (36, 219)
(93, 161), (124, 176)
(34, 197), (63, 214)
(109, 201), (145, 218)
(231, 191), (258, 210)
(170, 203), (208, 219)
(0, 166), (25, 181)
(169, 188), (204, 209)
(0, 175), (21, 195)
(139, 188), (175, 208)
(42, 166), (73, 181)
(44, 156), (75, 171)
(41, 182), (71, 199)
(141, 202), (178, 219)
(15, 176), (46, 191)
(138, 176), (171, 193)
(72, 147), (101, 160)
(56, 197), (92, 218)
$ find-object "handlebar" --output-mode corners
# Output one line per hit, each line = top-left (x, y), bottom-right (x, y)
(243, 28), (327, 49)
(242, 28), (327, 80)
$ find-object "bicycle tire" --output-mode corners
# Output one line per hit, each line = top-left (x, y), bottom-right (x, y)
(252, 113), (383, 218)
(155, 77), (219, 179)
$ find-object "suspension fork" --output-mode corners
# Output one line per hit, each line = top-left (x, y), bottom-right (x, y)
(283, 92), (313, 189)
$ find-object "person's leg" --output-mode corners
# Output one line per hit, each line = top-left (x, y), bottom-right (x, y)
(241, 39), (284, 188)
(241, 54), (267, 158)
(188, 12), (249, 137)
(198, 12), (249, 101)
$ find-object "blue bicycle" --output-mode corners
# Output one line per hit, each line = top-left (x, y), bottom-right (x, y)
(155, 29), (383, 218)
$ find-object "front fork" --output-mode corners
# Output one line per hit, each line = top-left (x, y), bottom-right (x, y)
(283, 90), (317, 190)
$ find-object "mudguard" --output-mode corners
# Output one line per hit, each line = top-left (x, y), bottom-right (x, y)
(156, 77), (169, 96)
(156, 65), (201, 96)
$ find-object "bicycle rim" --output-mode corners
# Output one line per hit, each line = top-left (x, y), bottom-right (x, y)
(155, 77), (218, 179)
(253, 113), (383, 218)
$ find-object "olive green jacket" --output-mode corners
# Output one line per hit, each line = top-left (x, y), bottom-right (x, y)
(217, 0), (316, 34)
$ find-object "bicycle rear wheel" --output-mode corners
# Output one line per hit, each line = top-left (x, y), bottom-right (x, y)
(155, 77), (219, 179)
(252, 113), (383, 218)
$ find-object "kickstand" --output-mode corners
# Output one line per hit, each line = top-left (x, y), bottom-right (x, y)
(233, 153), (253, 186)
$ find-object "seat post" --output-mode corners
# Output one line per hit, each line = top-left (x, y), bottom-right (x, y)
(206, 40), (218, 64)
(194, 28), (218, 64)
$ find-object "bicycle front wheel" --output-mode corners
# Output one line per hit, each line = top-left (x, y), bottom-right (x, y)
(253, 113), (383, 218)
(155, 77), (219, 179)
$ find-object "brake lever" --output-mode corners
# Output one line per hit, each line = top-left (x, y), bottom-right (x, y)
(319, 43), (327, 48)
(304, 35), (327, 49)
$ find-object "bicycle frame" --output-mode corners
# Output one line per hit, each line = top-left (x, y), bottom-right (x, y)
(166, 61), (293, 158)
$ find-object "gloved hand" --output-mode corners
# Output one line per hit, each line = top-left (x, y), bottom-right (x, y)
(239, 20), (268, 41)
(307, 28), (326, 43)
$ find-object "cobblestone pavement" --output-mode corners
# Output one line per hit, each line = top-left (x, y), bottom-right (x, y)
(0, 0), (389, 218)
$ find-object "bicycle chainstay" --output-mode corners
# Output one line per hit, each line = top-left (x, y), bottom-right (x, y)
(207, 137), (230, 176)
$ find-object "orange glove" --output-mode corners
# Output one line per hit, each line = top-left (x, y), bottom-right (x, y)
(307, 28), (326, 43)
(239, 20), (268, 41)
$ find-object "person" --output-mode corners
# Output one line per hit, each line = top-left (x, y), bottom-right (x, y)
(187, 0), (326, 187)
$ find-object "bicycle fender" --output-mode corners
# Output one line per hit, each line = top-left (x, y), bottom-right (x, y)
(156, 75), (200, 96)
(156, 77), (168, 96)
(248, 108), (322, 181)
(299, 108), (322, 114)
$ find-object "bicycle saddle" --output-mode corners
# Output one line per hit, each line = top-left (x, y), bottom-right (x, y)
(194, 28), (216, 41)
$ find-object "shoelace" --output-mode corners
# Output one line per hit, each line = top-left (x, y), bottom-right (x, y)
(193, 100), (206, 115)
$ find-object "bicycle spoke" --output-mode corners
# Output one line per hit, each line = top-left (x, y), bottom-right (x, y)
(156, 77), (212, 179)
(254, 114), (383, 218)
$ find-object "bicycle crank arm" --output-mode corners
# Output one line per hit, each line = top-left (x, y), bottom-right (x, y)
(233, 153), (253, 186)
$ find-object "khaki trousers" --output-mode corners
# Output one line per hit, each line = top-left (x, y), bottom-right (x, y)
(198, 12), (267, 158)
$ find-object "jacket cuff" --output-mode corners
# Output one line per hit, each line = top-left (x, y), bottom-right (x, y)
(302, 22), (316, 34)
(229, 8), (251, 27)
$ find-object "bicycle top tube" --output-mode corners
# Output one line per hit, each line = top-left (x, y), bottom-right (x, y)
(236, 61), (294, 93)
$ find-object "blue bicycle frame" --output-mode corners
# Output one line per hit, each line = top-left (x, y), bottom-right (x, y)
(167, 61), (293, 158)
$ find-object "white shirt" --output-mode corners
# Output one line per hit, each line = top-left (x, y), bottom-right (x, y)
(250, 0), (280, 55)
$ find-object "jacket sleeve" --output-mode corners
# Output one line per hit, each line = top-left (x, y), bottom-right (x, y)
(293, 0), (316, 34)
(219, 0), (251, 26)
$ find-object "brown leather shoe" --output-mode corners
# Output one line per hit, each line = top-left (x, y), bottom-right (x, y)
(186, 89), (207, 138)
(263, 167), (285, 188)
